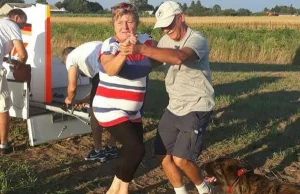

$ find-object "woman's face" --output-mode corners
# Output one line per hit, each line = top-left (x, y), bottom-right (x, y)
(114, 14), (137, 42)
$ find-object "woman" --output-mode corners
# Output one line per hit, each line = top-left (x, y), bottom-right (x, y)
(92, 2), (154, 194)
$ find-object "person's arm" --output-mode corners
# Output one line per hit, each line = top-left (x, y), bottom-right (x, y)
(12, 40), (27, 64)
(100, 39), (130, 76)
(120, 40), (198, 66)
(65, 66), (78, 105)
(100, 54), (127, 76)
(138, 44), (198, 65)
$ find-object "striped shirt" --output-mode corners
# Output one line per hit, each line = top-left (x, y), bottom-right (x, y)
(93, 34), (153, 127)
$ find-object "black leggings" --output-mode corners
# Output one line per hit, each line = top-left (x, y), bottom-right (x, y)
(106, 121), (145, 182)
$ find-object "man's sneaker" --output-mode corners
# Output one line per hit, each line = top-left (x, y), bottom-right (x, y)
(85, 149), (107, 162)
(104, 146), (119, 159)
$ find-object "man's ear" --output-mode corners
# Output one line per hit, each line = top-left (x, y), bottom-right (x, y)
(180, 13), (185, 23)
(11, 15), (18, 23)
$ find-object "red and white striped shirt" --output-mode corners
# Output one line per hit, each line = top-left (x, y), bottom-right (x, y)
(93, 34), (152, 127)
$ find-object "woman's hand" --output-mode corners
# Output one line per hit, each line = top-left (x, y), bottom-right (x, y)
(127, 33), (137, 45)
(119, 34), (140, 55)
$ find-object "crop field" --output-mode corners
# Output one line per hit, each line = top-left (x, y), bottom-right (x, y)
(51, 17), (300, 65)
(51, 15), (300, 29)
(0, 16), (299, 194)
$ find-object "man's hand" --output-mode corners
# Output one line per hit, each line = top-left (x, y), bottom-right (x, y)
(64, 97), (73, 107)
(119, 33), (140, 55)
(120, 42), (141, 56)
(74, 102), (88, 111)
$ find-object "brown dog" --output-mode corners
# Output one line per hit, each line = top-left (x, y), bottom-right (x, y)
(204, 158), (300, 194)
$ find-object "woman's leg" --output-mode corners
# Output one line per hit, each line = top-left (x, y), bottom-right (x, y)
(106, 121), (145, 194)
(106, 176), (121, 194)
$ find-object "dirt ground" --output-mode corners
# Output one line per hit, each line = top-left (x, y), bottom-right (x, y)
(1, 118), (299, 194)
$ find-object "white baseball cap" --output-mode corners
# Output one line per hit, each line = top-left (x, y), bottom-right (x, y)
(154, 1), (183, 29)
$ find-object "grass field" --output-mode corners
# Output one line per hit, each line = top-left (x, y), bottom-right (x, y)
(51, 21), (300, 65)
(0, 17), (300, 193)
(51, 16), (300, 29)
(1, 63), (299, 194)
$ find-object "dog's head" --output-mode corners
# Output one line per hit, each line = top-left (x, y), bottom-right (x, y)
(204, 158), (253, 187)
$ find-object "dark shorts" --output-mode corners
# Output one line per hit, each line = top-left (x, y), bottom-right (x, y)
(90, 73), (99, 107)
(154, 109), (212, 162)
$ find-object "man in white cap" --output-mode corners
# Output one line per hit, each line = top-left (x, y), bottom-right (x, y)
(119, 1), (215, 194)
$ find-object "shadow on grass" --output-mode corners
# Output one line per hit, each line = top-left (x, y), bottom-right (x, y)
(292, 46), (300, 66)
(211, 62), (300, 72)
(4, 62), (300, 193)
(214, 76), (279, 97)
(210, 90), (300, 172)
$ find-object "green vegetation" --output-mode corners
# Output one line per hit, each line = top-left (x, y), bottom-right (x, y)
(51, 23), (300, 65)
(0, 16), (299, 194)
(1, 63), (299, 193)
(0, 160), (37, 194)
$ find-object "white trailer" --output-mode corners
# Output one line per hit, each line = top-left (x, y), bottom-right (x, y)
(4, 4), (91, 146)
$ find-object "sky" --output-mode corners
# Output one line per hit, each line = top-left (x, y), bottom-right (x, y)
(25, 0), (300, 12)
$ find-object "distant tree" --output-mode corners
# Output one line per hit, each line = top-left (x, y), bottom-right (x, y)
(272, 5), (280, 13)
(288, 4), (296, 14)
(212, 4), (221, 13)
(237, 8), (252, 16)
(0, 0), (24, 7)
(182, 3), (188, 12)
(196, 0), (202, 7)
(55, 1), (63, 9)
(87, 1), (103, 13)
(264, 7), (269, 12)
(128, 0), (153, 11)
(188, 0), (204, 16)
(36, 0), (48, 4)
(62, 0), (88, 13)
(267, 4), (297, 14)
(190, 1), (195, 8)
(222, 8), (237, 16)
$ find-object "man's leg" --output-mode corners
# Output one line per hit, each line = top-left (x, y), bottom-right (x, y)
(90, 109), (102, 151)
(157, 155), (184, 188)
(85, 109), (107, 162)
(105, 135), (119, 159)
(173, 157), (210, 194)
(0, 74), (11, 152)
(155, 110), (188, 193)
(0, 111), (9, 145)
(171, 111), (212, 194)
(173, 156), (204, 185)
(85, 73), (107, 161)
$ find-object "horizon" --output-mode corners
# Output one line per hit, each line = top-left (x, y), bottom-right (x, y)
(24, 0), (300, 12)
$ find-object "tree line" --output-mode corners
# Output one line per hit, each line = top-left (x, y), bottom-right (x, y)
(2, 0), (300, 16)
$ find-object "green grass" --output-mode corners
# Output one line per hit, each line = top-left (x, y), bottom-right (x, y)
(0, 62), (299, 193)
(0, 159), (37, 194)
(51, 23), (300, 65)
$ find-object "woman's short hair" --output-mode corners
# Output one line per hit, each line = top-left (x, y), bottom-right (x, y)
(111, 2), (139, 25)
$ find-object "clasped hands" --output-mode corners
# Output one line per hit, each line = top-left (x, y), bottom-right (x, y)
(119, 33), (141, 56)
